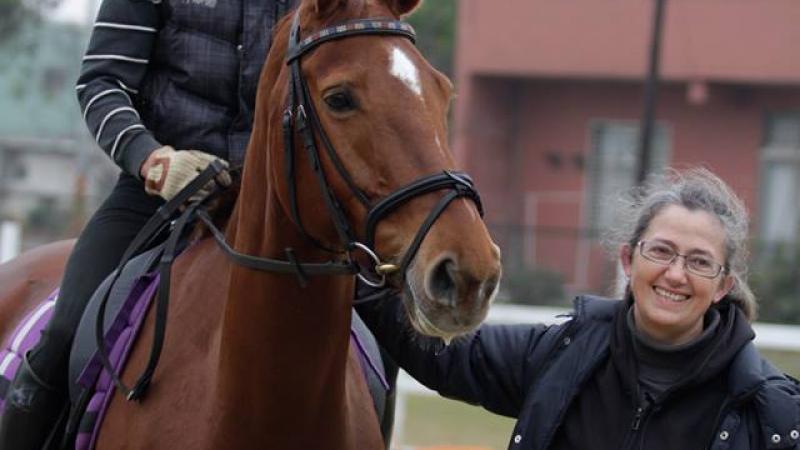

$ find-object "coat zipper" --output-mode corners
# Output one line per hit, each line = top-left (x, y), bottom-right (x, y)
(631, 406), (646, 431)
(621, 398), (653, 449)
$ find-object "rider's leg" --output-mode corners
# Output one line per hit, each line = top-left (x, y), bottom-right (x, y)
(0, 173), (162, 449)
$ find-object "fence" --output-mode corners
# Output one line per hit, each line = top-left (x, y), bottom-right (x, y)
(0, 221), (21, 263)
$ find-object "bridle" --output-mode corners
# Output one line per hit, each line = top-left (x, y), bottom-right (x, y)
(269, 9), (484, 288)
(95, 8), (484, 402)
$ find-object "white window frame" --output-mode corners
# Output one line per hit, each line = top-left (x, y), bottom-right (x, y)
(584, 119), (672, 235)
(759, 113), (800, 244)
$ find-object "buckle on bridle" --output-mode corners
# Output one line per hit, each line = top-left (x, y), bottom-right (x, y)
(347, 242), (399, 288)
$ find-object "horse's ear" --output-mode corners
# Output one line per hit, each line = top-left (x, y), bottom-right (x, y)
(311, 0), (346, 18)
(386, 0), (422, 17)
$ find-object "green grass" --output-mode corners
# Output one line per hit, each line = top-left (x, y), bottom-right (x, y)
(761, 349), (800, 378)
(395, 394), (514, 450)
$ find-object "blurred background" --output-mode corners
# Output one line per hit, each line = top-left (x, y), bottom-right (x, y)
(1, 0), (800, 449)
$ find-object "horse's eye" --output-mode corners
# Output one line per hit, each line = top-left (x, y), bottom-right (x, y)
(324, 91), (357, 112)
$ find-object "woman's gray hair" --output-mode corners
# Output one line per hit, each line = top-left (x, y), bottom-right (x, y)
(606, 167), (757, 320)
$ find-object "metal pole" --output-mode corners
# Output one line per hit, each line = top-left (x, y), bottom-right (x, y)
(636, 0), (667, 185)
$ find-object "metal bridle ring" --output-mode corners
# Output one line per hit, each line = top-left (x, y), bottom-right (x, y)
(348, 242), (398, 288)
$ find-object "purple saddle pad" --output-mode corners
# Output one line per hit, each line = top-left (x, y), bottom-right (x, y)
(0, 272), (159, 450)
(0, 290), (59, 411)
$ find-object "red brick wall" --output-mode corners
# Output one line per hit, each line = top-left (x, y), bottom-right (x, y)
(454, 77), (800, 295)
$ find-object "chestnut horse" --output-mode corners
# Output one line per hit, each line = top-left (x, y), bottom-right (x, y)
(0, 0), (501, 448)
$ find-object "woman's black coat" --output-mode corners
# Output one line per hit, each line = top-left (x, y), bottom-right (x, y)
(357, 295), (800, 449)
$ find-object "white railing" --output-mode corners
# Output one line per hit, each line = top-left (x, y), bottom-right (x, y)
(0, 221), (21, 263)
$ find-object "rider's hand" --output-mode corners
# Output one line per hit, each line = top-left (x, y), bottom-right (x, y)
(140, 146), (232, 202)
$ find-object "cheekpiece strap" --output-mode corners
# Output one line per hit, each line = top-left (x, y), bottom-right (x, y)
(287, 17), (416, 62)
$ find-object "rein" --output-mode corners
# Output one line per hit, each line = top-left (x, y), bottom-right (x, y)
(93, 7), (484, 403)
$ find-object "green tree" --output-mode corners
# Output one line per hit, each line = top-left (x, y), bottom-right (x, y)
(750, 243), (800, 324)
(0, 0), (61, 41)
(407, 0), (456, 77)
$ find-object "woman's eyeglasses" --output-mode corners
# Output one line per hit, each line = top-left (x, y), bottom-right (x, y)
(637, 240), (726, 279)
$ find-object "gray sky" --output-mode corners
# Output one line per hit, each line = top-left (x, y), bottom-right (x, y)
(49, 0), (93, 24)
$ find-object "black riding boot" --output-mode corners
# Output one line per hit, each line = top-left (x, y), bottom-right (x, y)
(0, 353), (65, 450)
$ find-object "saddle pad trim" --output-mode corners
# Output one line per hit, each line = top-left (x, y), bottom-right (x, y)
(350, 328), (389, 390)
(0, 290), (58, 411)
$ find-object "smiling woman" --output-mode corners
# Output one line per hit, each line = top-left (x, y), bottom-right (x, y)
(356, 167), (800, 450)
(612, 167), (756, 323)
(621, 205), (736, 345)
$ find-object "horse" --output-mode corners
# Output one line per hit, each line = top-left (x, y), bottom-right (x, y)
(0, 0), (502, 448)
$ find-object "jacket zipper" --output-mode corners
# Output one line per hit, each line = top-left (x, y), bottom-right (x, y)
(631, 405), (646, 431)
(621, 399), (653, 449)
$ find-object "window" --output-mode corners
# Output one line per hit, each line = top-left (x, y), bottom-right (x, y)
(0, 150), (27, 183)
(586, 120), (671, 234)
(760, 113), (800, 243)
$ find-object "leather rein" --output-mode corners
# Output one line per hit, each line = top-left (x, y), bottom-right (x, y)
(92, 8), (484, 403)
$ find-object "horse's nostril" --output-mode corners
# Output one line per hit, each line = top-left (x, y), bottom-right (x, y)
(429, 257), (457, 306)
(481, 276), (499, 303)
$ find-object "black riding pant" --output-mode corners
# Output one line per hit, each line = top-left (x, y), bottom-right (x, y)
(28, 173), (163, 388)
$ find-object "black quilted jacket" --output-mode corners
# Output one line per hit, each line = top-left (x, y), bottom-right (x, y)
(76, 0), (295, 177)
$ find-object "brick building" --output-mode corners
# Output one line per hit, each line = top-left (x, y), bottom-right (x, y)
(451, 0), (800, 297)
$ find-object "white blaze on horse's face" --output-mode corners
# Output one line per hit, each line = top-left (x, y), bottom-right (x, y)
(390, 46), (423, 99)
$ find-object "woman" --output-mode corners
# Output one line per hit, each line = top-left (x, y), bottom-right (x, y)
(0, 0), (294, 448)
(357, 168), (800, 449)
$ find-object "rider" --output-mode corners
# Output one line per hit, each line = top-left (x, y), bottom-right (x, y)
(0, 0), (296, 448)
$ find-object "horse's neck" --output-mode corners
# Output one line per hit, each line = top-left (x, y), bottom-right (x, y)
(211, 188), (357, 447)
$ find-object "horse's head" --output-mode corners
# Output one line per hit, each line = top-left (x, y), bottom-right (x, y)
(253, 0), (502, 340)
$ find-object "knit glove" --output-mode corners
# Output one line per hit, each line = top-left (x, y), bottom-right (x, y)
(141, 146), (232, 202)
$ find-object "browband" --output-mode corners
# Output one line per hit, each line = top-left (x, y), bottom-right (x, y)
(287, 18), (415, 63)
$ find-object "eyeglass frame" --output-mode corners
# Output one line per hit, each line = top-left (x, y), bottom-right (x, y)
(636, 240), (728, 279)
